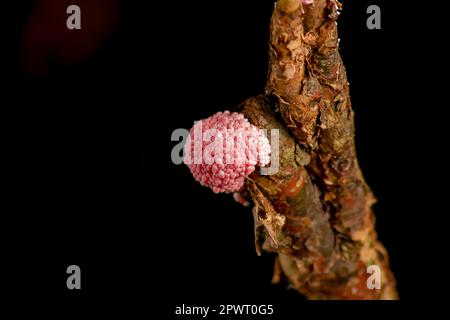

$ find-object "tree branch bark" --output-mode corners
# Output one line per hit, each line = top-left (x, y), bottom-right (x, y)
(236, 0), (398, 300)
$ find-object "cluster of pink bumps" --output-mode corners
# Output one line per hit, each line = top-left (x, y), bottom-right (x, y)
(184, 111), (271, 194)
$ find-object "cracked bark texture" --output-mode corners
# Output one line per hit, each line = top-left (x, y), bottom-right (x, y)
(235, 0), (398, 300)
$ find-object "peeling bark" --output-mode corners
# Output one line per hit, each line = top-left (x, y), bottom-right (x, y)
(234, 0), (398, 300)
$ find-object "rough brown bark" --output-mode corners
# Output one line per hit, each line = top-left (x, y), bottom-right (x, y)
(235, 0), (398, 300)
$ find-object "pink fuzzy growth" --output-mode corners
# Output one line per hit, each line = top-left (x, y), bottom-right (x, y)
(184, 111), (271, 193)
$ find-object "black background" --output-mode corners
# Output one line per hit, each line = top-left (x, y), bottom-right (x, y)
(4, 0), (442, 317)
